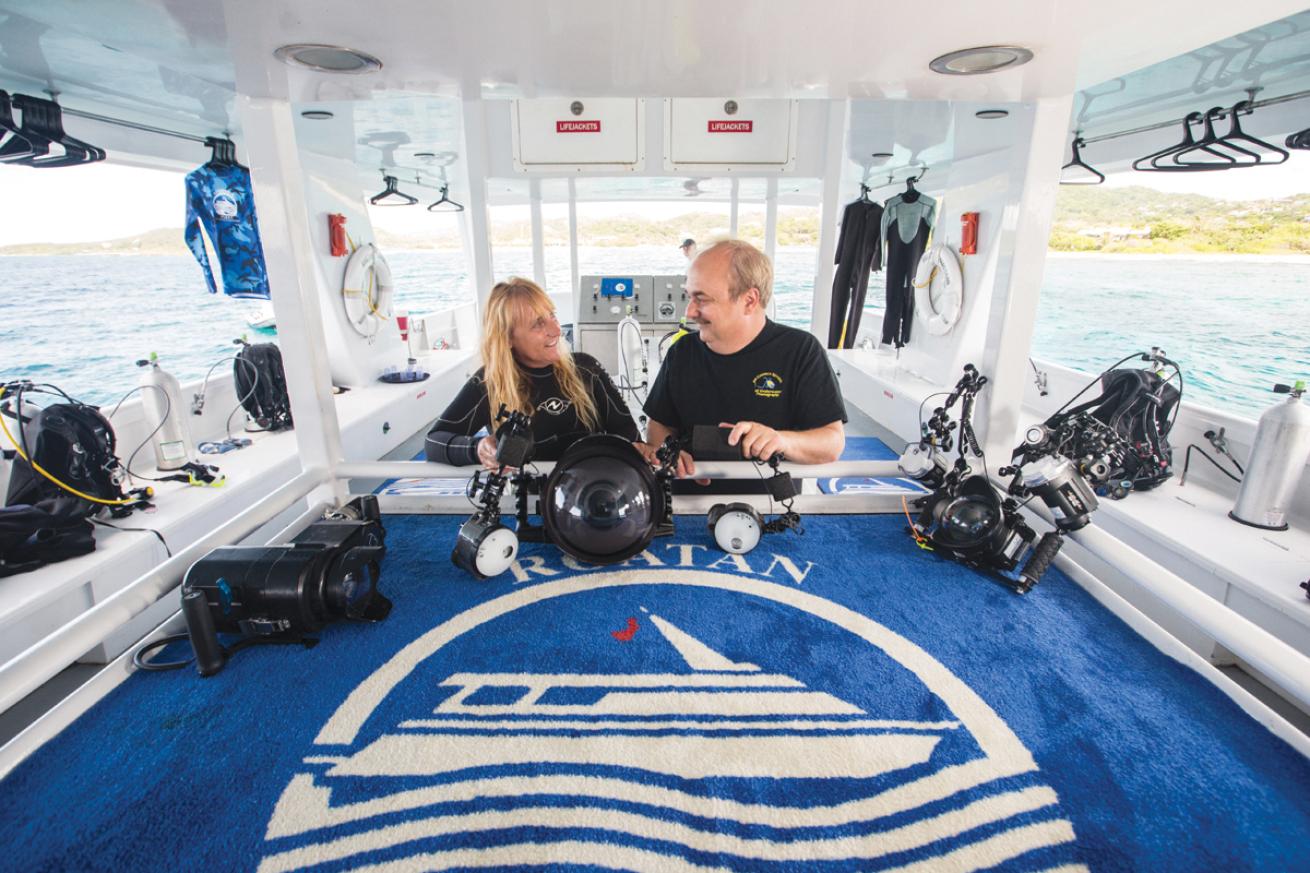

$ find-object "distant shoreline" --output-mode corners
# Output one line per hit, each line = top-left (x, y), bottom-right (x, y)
(4, 248), (1309, 261)
(1046, 251), (1310, 263)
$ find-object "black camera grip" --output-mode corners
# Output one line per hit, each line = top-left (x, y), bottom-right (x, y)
(1018, 531), (1063, 592)
(182, 588), (227, 677)
(690, 425), (741, 461)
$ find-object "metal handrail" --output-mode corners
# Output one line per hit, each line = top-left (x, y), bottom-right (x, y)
(0, 468), (327, 719)
(0, 497), (334, 779)
(338, 459), (906, 481)
(1027, 502), (1310, 712)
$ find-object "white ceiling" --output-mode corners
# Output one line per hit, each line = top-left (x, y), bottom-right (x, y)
(2, 1), (1308, 185)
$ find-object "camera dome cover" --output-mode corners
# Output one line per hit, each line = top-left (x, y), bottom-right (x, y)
(541, 434), (665, 565)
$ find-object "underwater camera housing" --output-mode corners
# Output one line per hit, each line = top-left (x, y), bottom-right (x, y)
(181, 496), (390, 676)
(916, 472), (1063, 595)
(905, 365), (1075, 594)
(453, 406), (680, 579)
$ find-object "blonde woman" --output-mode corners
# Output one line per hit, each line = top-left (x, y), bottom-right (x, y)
(425, 278), (639, 468)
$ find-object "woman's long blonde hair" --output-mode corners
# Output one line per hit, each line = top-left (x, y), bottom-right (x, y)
(481, 277), (599, 432)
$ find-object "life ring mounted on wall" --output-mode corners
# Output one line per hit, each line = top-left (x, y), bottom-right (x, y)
(913, 244), (963, 336)
(342, 242), (394, 338)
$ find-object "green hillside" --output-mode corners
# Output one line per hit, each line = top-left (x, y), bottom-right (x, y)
(3, 187), (1307, 256)
(1048, 186), (1310, 254)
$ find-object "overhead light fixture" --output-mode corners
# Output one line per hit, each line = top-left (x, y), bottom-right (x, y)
(414, 151), (435, 158)
(870, 152), (894, 161)
(301, 109), (334, 120)
(274, 44), (382, 74)
(929, 45), (1033, 76)
(976, 109), (1010, 119)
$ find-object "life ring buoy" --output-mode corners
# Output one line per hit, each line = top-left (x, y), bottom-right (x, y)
(913, 244), (963, 336)
(342, 242), (394, 337)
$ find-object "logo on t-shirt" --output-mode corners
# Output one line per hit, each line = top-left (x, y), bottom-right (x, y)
(537, 397), (572, 415)
(753, 372), (783, 399)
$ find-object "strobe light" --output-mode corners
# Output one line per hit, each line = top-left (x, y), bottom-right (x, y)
(707, 503), (763, 554)
(452, 516), (520, 579)
(452, 407), (533, 579)
(540, 434), (669, 565)
(1016, 455), (1098, 532)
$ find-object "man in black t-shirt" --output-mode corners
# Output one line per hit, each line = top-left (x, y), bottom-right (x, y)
(641, 240), (846, 478)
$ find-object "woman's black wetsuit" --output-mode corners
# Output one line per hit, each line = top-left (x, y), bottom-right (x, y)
(424, 352), (640, 464)
(880, 192), (937, 348)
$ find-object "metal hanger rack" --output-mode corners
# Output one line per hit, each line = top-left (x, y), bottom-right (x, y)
(1078, 87), (1310, 147)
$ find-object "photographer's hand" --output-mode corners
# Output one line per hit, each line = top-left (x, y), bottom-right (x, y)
(633, 441), (660, 466)
(722, 420), (788, 461)
(477, 435), (500, 471)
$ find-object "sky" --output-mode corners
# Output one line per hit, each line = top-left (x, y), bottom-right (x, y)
(2, 157), (1309, 246)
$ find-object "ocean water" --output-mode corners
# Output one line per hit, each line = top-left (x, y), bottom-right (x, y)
(1, 248), (1306, 420)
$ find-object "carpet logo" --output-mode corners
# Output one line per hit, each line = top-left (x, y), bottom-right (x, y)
(259, 570), (1082, 871)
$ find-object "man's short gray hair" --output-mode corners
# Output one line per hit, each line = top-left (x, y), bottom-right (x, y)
(701, 239), (773, 308)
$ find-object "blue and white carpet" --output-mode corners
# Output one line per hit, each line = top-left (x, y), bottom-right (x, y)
(1, 513), (1307, 871)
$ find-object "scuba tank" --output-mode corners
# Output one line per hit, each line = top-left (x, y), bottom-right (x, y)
(1230, 381), (1310, 531)
(137, 353), (192, 471)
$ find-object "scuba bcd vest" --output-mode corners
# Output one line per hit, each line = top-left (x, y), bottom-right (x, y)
(1046, 367), (1180, 492)
(1, 383), (138, 575)
(234, 341), (293, 432)
(3, 393), (130, 514)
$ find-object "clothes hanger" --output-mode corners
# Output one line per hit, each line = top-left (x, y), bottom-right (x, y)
(1059, 136), (1100, 185)
(1172, 107), (1261, 168)
(426, 182), (464, 212)
(856, 182), (872, 204)
(370, 173), (418, 206)
(5, 94), (104, 167)
(1288, 125), (1310, 150)
(0, 90), (41, 163)
(1060, 136), (1105, 185)
(902, 173), (921, 203)
(203, 135), (243, 168)
(1134, 112), (1233, 172)
(1217, 100), (1288, 164)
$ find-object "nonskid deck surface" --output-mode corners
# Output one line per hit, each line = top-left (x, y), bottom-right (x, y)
(1, 514), (1306, 872)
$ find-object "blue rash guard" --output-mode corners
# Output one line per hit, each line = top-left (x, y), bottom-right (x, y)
(184, 161), (271, 299)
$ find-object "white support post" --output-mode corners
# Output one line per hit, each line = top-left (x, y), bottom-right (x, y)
(729, 177), (739, 238)
(237, 96), (346, 503)
(809, 99), (848, 342)
(975, 96), (1074, 462)
(765, 176), (778, 319)
(459, 98), (495, 313)
(529, 177), (546, 289)
(568, 177), (580, 313)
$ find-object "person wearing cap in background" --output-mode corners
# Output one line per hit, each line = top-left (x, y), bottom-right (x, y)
(679, 238), (697, 262)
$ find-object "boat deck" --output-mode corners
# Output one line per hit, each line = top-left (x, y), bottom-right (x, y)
(2, 510), (1307, 871)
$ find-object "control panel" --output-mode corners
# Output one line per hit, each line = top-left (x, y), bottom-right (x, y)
(650, 275), (689, 326)
(574, 274), (690, 384)
(579, 275), (651, 325)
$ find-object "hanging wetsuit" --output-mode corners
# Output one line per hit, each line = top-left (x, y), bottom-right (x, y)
(827, 198), (884, 349)
(880, 192), (937, 348)
(184, 160), (271, 299)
